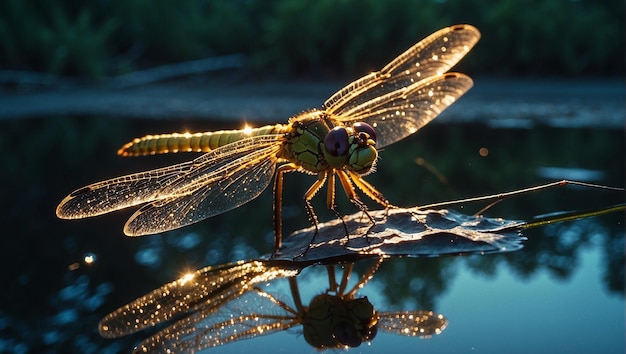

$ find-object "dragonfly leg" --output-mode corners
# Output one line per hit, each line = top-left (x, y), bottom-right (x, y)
(337, 263), (354, 296)
(296, 170), (352, 259)
(326, 172), (351, 243)
(326, 265), (338, 293)
(337, 170), (388, 244)
(336, 170), (376, 224)
(347, 170), (392, 208)
(303, 171), (329, 230)
(274, 163), (299, 252)
(345, 258), (383, 298)
(336, 170), (372, 213)
(288, 277), (306, 314)
(293, 171), (330, 257)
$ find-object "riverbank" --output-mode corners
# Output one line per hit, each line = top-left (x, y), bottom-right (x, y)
(1, 77), (623, 129)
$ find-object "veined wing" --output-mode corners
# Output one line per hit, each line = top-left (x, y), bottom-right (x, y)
(56, 159), (195, 219)
(136, 287), (300, 353)
(123, 135), (283, 235)
(377, 311), (447, 337)
(324, 24), (479, 117)
(329, 72), (473, 148)
(56, 135), (282, 235)
(99, 260), (298, 338)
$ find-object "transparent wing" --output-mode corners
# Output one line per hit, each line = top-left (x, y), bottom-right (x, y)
(325, 24), (479, 116)
(99, 260), (298, 338)
(56, 135), (283, 235)
(56, 160), (196, 219)
(136, 287), (300, 353)
(332, 73), (473, 148)
(124, 136), (282, 235)
(377, 311), (448, 337)
(324, 24), (479, 147)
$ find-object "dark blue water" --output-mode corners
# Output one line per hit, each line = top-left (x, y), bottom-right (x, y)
(0, 115), (623, 353)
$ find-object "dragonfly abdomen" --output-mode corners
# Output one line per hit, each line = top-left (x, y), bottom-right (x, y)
(117, 125), (285, 156)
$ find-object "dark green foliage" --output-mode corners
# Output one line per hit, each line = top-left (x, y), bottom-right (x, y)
(0, 0), (117, 78)
(0, 0), (623, 78)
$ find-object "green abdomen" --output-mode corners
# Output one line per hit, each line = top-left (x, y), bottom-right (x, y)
(117, 124), (285, 156)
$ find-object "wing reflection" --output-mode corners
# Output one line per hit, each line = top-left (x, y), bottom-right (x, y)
(99, 260), (300, 338)
(100, 259), (447, 352)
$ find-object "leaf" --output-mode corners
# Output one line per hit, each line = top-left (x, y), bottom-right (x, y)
(272, 208), (525, 263)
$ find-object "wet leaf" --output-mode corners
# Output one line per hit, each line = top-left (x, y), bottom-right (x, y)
(272, 208), (525, 263)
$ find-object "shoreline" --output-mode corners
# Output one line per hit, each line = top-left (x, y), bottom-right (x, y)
(1, 78), (624, 129)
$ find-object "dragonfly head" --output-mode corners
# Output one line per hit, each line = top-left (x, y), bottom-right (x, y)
(323, 122), (378, 174)
(304, 294), (379, 349)
(331, 296), (379, 347)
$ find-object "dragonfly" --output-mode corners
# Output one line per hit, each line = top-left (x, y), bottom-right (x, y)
(56, 24), (480, 250)
(99, 259), (447, 352)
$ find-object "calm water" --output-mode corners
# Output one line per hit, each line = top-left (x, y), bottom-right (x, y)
(1, 115), (623, 353)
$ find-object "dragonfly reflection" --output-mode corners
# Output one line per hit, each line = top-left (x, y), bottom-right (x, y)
(56, 24), (480, 250)
(100, 259), (447, 352)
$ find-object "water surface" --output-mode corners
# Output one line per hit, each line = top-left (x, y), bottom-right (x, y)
(0, 114), (623, 353)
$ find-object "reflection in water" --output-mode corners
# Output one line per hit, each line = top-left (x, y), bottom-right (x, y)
(97, 199), (624, 352)
(1, 113), (622, 352)
(99, 260), (298, 338)
(94, 195), (624, 352)
(100, 259), (446, 352)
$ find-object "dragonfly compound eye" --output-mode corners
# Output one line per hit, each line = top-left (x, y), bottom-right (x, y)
(331, 321), (377, 347)
(352, 122), (377, 144)
(325, 127), (349, 157)
(332, 322), (362, 347)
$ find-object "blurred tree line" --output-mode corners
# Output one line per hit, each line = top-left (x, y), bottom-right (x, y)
(0, 0), (623, 79)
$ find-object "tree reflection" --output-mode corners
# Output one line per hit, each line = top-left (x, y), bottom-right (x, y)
(368, 208), (624, 309)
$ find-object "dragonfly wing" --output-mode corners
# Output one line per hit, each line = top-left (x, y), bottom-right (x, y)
(376, 310), (448, 337)
(56, 135), (282, 220)
(56, 161), (195, 219)
(324, 24), (480, 117)
(335, 73), (473, 148)
(136, 286), (300, 352)
(124, 135), (283, 236)
(99, 260), (298, 338)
